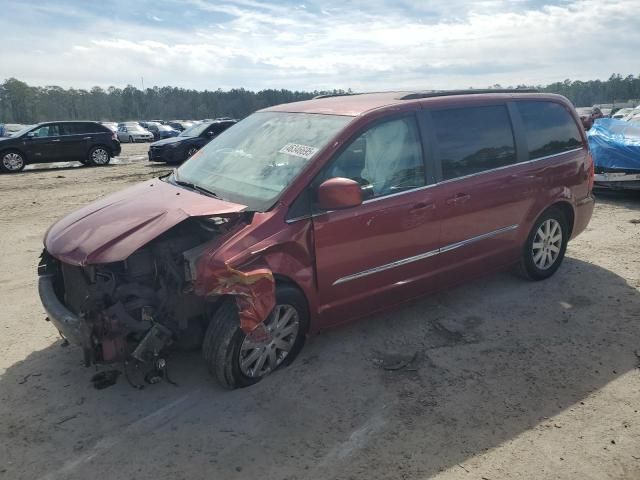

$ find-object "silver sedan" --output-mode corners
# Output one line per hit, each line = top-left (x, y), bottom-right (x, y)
(117, 124), (154, 143)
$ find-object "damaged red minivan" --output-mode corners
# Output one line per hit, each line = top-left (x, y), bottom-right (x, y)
(38, 90), (595, 388)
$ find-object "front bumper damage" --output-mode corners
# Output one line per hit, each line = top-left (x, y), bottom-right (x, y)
(37, 214), (279, 385)
(38, 272), (91, 354)
(37, 252), (176, 371)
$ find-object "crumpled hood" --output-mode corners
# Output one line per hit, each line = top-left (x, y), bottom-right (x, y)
(44, 179), (247, 266)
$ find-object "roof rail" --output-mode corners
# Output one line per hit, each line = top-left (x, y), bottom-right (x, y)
(399, 88), (540, 100)
(312, 92), (360, 100)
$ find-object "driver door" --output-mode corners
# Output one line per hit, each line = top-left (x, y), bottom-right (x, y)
(312, 114), (442, 326)
(24, 124), (64, 163)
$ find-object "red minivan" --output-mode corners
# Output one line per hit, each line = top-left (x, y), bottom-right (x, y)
(38, 90), (595, 388)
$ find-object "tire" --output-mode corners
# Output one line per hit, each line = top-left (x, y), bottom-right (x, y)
(88, 146), (111, 166)
(185, 147), (199, 160)
(202, 285), (308, 389)
(0, 150), (26, 173)
(519, 207), (568, 281)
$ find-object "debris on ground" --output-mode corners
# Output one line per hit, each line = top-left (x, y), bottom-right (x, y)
(17, 373), (42, 384)
(56, 414), (78, 425)
(372, 352), (419, 371)
(90, 370), (121, 389)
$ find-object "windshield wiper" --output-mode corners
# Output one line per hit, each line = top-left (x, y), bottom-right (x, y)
(172, 177), (220, 199)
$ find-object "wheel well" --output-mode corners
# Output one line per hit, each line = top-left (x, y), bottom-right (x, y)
(203, 275), (311, 334)
(549, 201), (575, 238)
(91, 144), (110, 155)
(274, 274), (310, 333)
(0, 147), (26, 160)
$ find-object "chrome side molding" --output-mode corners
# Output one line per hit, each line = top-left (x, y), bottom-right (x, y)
(332, 224), (518, 286)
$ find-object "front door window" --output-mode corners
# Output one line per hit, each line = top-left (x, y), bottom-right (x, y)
(31, 124), (61, 138)
(320, 117), (426, 201)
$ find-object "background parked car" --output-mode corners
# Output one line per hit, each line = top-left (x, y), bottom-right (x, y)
(117, 123), (154, 143)
(612, 107), (635, 119)
(0, 123), (30, 137)
(100, 121), (118, 132)
(148, 119), (236, 164)
(167, 121), (193, 132)
(0, 121), (120, 173)
(576, 106), (604, 130)
(146, 123), (180, 140)
(576, 107), (593, 129)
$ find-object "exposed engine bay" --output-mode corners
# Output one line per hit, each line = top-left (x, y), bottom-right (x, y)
(38, 215), (247, 384)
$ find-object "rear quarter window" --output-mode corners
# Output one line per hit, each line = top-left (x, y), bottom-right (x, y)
(432, 105), (516, 180)
(62, 123), (106, 134)
(516, 101), (583, 159)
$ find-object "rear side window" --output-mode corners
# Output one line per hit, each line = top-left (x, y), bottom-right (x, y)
(433, 105), (516, 180)
(62, 123), (104, 134)
(516, 101), (582, 159)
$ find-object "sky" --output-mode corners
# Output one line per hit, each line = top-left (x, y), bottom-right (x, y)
(1, 0), (639, 92)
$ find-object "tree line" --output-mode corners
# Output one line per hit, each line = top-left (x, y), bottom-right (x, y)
(1, 74), (639, 124)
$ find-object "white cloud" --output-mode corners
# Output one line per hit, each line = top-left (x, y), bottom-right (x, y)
(0, 0), (638, 91)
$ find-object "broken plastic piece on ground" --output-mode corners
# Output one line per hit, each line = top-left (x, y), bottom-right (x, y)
(124, 357), (177, 389)
(91, 370), (121, 389)
(372, 352), (419, 371)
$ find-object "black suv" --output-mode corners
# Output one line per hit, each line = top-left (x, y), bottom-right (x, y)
(148, 120), (236, 164)
(0, 121), (121, 173)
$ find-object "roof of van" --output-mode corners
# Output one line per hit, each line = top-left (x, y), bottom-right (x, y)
(262, 89), (564, 117)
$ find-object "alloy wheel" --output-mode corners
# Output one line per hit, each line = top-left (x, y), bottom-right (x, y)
(2, 152), (24, 171)
(239, 304), (300, 378)
(91, 148), (109, 165)
(532, 218), (563, 270)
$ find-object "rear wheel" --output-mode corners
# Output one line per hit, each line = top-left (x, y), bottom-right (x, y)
(89, 146), (110, 166)
(519, 207), (568, 280)
(202, 285), (308, 389)
(0, 151), (26, 173)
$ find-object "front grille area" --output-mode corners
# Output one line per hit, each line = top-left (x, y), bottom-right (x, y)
(60, 263), (91, 315)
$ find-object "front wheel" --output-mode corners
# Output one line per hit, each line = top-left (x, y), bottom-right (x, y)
(202, 285), (308, 389)
(519, 207), (568, 281)
(0, 151), (26, 173)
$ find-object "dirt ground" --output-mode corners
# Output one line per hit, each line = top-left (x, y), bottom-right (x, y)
(0, 143), (639, 480)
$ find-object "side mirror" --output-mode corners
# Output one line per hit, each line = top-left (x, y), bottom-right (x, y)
(26, 131), (36, 138)
(317, 177), (363, 210)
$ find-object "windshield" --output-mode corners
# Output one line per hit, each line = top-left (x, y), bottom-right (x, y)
(12, 125), (36, 137)
(174, 111), (352, 210)
(158, 125), (173, 131)
(179, 123), (208, 137)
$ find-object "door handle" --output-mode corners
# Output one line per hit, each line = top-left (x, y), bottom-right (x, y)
(83, 136), (91, 140)
(409, 202), (435, 213)
(446, 193), (471, 205)
(51, 139), (61, 142)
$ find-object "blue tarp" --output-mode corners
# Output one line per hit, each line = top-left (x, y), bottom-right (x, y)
(587, 118), (640, 171)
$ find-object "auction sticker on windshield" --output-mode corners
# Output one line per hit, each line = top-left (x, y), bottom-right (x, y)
(279, 143), (319, 159)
